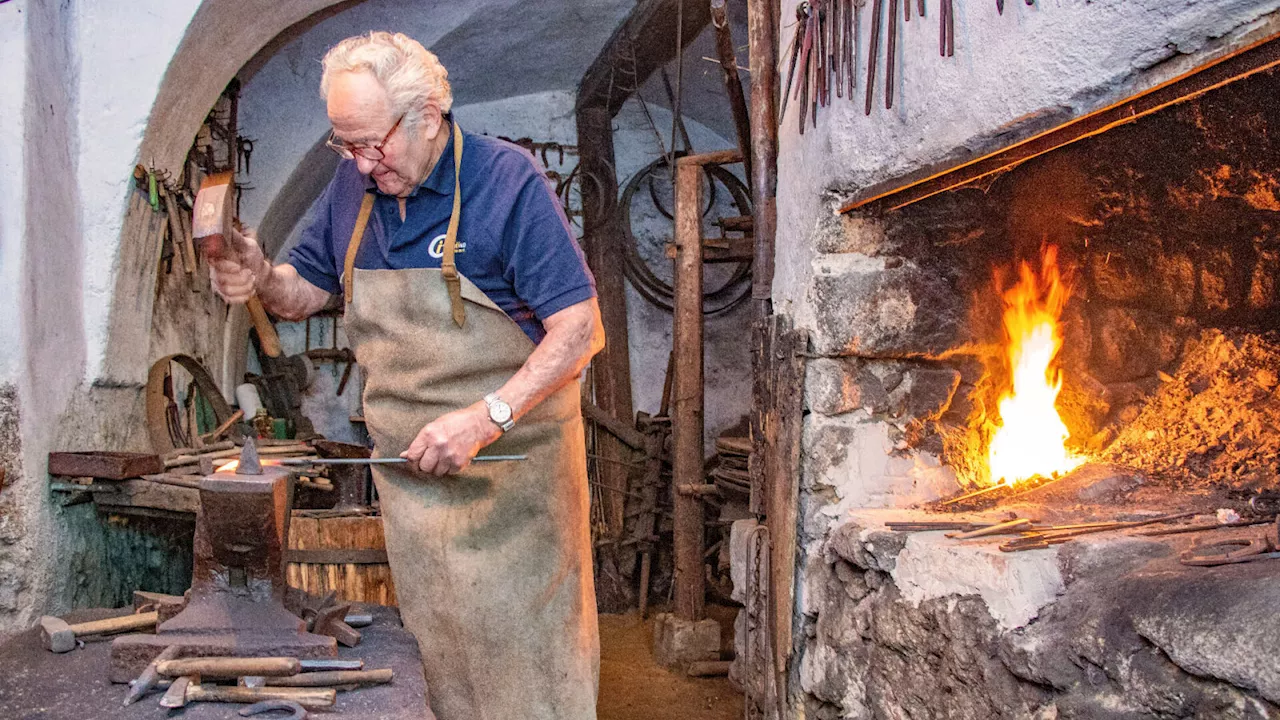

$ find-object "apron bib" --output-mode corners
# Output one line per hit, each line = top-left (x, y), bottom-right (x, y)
(342, 123), (599, 720)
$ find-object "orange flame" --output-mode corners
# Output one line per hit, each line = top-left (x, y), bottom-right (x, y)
(214, 458), (283, 473)
(987, 246), (1084, 485)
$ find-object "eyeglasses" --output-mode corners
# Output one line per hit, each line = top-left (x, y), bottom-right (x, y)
(325, 114), (404, 161)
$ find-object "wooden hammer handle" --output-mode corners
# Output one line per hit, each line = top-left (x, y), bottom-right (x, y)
(267, 668), (393, 687)
(246, 296), (282, 358)
(68, 610), (158, 637)
(157, 656), (301, 678)
(189, 685), (336, 708)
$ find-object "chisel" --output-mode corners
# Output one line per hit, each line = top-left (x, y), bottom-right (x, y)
(278, 455), (528, 466)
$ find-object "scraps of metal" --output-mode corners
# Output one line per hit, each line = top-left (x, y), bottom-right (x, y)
(1180, 516), (1280, 566)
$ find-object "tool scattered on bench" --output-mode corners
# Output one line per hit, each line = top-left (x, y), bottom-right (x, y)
(40, 611), (158, 653)
(240, 699), (309, 719)
(156, 656), (302, 678)
(123, 644), (183, 705)
(160, 676), (335, 709)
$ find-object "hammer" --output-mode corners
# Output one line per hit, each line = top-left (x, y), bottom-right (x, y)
(39, 610), (159, 653)
(161, 676), (335, 709)
(193, 172), (283, 358)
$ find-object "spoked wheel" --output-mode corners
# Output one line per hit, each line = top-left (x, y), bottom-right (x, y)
(145, 354), (241, 454)
(619, 156), (753, 316)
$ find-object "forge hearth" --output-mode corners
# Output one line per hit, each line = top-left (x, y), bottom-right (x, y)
(789, 35), (1280, 720)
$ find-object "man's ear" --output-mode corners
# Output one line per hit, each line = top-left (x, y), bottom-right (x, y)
(422, 104), (443, 138)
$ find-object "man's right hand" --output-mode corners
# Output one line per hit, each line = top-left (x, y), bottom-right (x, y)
(208, 225), (269, 304)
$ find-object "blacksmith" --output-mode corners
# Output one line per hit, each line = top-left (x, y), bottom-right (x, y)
(209, 30), (601, 720)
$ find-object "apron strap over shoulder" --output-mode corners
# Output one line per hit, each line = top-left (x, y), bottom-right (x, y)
(343, 192), (376, 305)
(441, 121), (466, 328)
(341, 121), (466, 321)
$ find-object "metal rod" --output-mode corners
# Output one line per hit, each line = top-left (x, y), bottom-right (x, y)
(279, 455), (528, 466)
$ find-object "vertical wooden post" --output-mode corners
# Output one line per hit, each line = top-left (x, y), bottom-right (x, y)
(710, 0), (754, 183)
(575, 105), (635, 543)
(748, 0), (779, 308)
(672, 158), (706, 622)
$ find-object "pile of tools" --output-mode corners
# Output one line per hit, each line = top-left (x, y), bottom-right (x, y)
(38, 607), (389, 715)
(887, 508), (1280, 565)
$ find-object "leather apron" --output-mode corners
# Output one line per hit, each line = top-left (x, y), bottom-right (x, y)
(341, 123), (599, 720)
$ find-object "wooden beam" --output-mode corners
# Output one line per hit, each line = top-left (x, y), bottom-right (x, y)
(581, 400), (647, 452)
(672, 159), (707, 622)
(577, 0), (713, 115)
(766, 317), (806, 691)
(748, 0), (779, 306)
(576, 106), (635, 542)
(841, 29), (1280, 215)
(710, 0), (753, 182)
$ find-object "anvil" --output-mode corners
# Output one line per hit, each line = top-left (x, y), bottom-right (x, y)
(110, 439), (336, 682)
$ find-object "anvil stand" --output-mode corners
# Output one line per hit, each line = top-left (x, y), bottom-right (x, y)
(110, 439), (337, 682)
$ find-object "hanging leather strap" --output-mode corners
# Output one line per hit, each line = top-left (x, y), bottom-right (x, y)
(341, 120), (466, 321)
(343, 192), (376, 305)
(440, 121), (466, 327)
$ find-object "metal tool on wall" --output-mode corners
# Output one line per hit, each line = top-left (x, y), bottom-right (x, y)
(782, 0), (995, 127)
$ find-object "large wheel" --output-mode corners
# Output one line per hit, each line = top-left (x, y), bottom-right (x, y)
(619, 157), (753, 316)
(145, 354), (239, 455)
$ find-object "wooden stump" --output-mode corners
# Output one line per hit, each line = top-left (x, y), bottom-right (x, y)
(286, 512), (396, 606)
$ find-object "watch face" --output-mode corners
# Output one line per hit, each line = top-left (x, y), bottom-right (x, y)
(490, 401), (513, 424)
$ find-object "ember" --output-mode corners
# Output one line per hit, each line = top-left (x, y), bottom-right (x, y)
(986, 246), (1084, 485)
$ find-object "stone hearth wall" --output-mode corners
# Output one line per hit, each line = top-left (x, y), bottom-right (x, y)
(799, 514), (1280, 719)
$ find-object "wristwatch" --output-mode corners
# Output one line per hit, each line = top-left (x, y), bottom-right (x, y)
(484, 393), (515, 432)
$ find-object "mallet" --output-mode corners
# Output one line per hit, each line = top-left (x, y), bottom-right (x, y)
(39, 610), (159, 653)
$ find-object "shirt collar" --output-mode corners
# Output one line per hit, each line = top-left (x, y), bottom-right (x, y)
(363, 115), (456, 198)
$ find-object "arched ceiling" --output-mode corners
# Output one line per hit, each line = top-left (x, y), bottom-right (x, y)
(166, 0), (750, 254)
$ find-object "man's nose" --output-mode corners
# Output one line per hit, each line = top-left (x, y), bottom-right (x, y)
(354, 155), (379, 175)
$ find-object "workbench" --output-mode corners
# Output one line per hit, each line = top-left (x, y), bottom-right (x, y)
(0, 605), (434, 719)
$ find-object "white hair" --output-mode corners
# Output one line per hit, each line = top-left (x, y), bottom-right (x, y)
(320, 31), (453, 131)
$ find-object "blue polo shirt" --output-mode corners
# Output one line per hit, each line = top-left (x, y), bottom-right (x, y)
(288, 122), (596, 343)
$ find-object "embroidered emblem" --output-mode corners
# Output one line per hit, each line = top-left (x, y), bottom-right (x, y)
(427, 233), (466, 259)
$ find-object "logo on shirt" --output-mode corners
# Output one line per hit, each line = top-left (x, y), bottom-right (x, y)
(428, 234), (467, 259)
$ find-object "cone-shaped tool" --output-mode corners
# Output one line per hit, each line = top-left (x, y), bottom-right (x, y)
(239, 436), (263, 475)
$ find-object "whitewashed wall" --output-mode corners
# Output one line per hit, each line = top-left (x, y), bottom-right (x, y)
(0, 1), (25, 385)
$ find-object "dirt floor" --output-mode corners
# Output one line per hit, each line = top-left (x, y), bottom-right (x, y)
(597, 609), (744, 720)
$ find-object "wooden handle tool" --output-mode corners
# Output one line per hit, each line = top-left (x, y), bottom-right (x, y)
(193, 172), (282, 357)
(157, 656), (301, 678)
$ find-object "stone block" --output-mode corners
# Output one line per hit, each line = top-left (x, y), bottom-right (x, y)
(813, 214), (893, 255)
(651, 613), (720, 670)
(808, 255), (966, 357)
(901, 366), (961, 422)
(804, 358), (889, 416)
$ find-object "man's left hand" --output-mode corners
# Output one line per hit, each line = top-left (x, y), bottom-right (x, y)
(400, 402), (503, 476)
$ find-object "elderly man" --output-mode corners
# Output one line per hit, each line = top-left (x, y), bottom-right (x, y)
(209, 31), (602, 720)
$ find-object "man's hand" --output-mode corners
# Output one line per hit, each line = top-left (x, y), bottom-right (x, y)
(400, 402), (503, 476)
(208, 226), (269, 304)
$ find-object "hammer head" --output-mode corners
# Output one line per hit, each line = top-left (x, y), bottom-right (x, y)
(39, 616), (75, 653)
(160, 676), (192, 709)
(192, 172), (236, 256)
